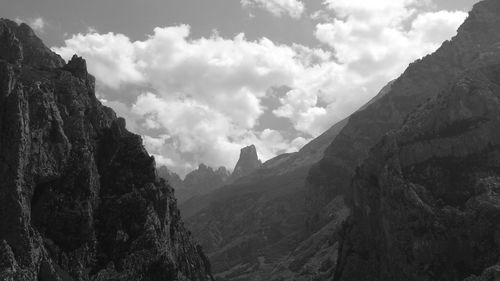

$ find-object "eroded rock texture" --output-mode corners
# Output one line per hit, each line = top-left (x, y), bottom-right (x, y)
(336, 62), (500, 281)
(0, 19), (213, 281)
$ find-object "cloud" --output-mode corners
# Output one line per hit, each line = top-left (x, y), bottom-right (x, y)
(241, 0), (305, 18)
(315, 0), (467, 80)
(54, 32), (144, 89)
(52, 3), (466, 176)
(15, 17), (46, 32)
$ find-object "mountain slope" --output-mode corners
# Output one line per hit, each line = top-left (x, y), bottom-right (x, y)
(0, 19), (213, 281)
(299, 0), (500, 279)
(306, 0), (500, 230)
(336, 62), (500, 281)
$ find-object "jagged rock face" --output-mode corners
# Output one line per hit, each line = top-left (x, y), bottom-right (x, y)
(335, 64), (500, 281)
(0, 19), (213, 281)
(306, 0), (500, 230)
(184, 164), (229, 191)
(178, 164), (230, 203)
(229, 145), (261, 182)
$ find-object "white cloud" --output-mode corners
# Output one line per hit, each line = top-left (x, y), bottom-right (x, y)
(315, 0), (467, 80)
(54, 32), (144, 89)
(52, 4), (467, 175)
(15, 17), (46, 32)
(241, 0), (305, 18)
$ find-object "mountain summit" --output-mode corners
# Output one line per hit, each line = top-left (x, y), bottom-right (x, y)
(229, 144), (262, 181)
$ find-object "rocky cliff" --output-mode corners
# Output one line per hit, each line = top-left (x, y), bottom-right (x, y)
(0, 19), (213, 281)
(335, 62), (500, 281)
(229, 145), (261, 182)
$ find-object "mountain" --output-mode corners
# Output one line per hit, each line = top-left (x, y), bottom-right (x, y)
(158, 145), (263, 204)
(177, 89), (371, 280)
(157, 165), (184, 189)
(180, 164), (230, 202)
(157, 164), (230, 203)
(306, 0), (500, 231)
(229, 145), (261, 182)
(335, 58), (500, 281)
(177, 83), (392, 280)
(0, 19), (213, 281)
(182, 0), (500, 280)
(301, 0), (500, 280)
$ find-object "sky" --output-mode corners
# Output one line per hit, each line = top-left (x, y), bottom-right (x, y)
(1, 0), (480, 177)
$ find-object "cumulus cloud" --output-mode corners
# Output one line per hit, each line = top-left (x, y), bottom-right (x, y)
(52, 2), (466, 176)
(315, 0), (467, 80)
(241, 0), (305, 18)
(15, 17), (46, 32)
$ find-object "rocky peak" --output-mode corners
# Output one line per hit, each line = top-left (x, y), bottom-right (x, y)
(158, 164), (230, 203)
(215, 166), (230, 177)
(230, 144), (262, 181)
(64, 54), (89, 78)
(0, 18), (64, 68)
(157, 165), (184, 189)
(184, 164), (229, 187)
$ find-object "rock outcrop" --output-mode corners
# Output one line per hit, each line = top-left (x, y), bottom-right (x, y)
(335, 62), (500, 281)
(229, 145), (261, 182)
(0, 19), (213, 281)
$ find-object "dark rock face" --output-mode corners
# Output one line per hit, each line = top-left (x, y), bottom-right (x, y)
(298, 0), (500, 280)
(336, 64), (500, 281)
(306, 0), (500, 231)
(229, 145), (261, 182)
(0, 19), (213, 281)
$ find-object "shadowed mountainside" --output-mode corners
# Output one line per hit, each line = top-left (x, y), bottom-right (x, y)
(0, 19), (213, 281)
(336, 58), (500, 281)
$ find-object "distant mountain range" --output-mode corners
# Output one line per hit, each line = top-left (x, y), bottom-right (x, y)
(157, 144), (262, 203)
